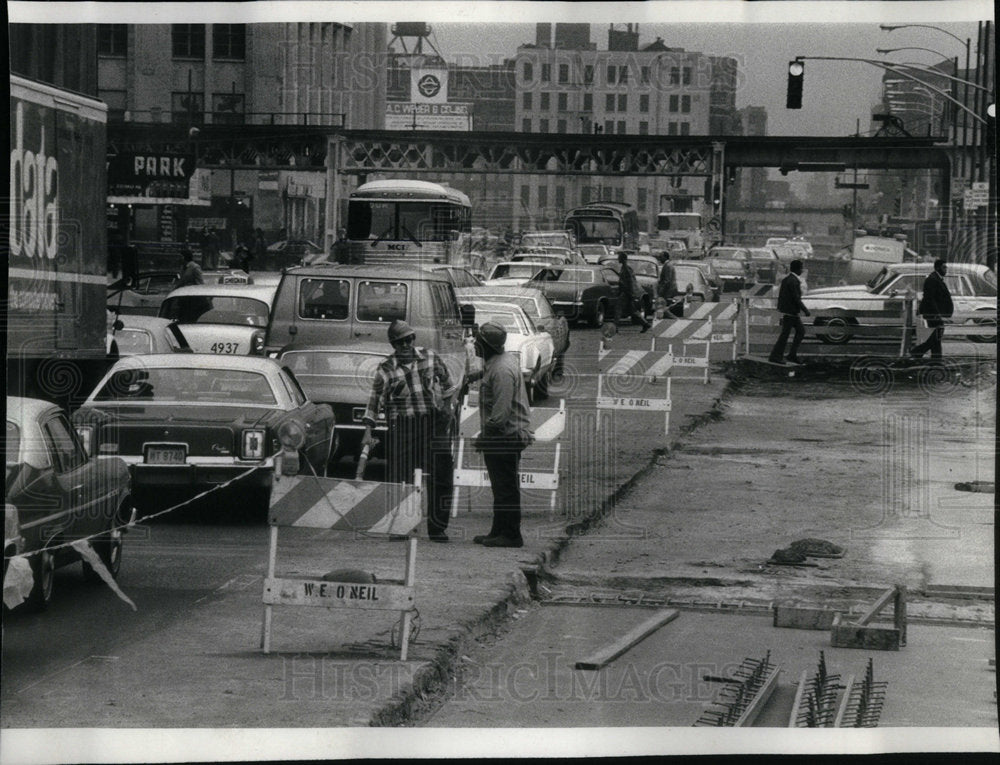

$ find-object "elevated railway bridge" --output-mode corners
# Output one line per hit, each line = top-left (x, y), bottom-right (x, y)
(109, 124), (983, 258)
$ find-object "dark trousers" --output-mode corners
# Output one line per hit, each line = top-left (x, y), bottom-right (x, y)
(482, 447), (523, 540)
(910, 318), (945, 359)
(770, 315), (805, 362)
(386, 413), (454, 536)
(618, 295), (650, 329)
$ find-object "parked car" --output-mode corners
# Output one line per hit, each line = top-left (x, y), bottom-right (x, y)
(746, 247), (785, 285)
(675, 259), (722, 302)
(265, 239), (323, 269)
(599, 254), (659, 317)
(483, 261), (552, 287)
(427, 265), (484, 289)
(804, 262), (997, 344)
(578, 243), (611, 264)
(158, 283), (276, 356)
(455, 285), (570, 375)
(707, 246), (756, 292)
(6, 396), (133, 609)
(470, 301), (556, 402)
(109, 315), (192, 356)
(72, 355), (336, 518)
(673, 264), (715, 304)
(277, 343), (389, 462)
(526, 264), (621, 327)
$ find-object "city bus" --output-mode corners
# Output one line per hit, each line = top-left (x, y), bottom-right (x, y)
(345, 179), (473, 267)
(563, 201), (640, 256)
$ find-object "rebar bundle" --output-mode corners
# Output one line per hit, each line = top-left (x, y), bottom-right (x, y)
(839, 658), (888, 727)
(694, 651), (775, 726)
(795, 651), (843, 727)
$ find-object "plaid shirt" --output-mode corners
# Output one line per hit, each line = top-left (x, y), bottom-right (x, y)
(362, 347), (453, 427)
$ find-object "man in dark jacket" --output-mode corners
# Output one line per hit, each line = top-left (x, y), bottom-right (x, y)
(909, 259), (954, 360)
(617, 252), (652, 332)
(768, 259), (810, 364)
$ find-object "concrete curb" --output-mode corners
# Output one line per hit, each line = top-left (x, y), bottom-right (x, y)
(367, 377), (740, 726)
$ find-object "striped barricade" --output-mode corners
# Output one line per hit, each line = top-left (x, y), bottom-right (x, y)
(600, 336), (709, 385)
(452, 395), (566, 516)
(652, 301), (739, 360)
(596, 369), (673, 435)
(261, 471), (422, 659)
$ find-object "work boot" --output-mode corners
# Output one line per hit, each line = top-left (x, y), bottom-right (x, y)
(480, 535), (524, 548)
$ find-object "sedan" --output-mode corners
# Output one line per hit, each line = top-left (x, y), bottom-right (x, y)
(578, 244), (611, 264)
(707, 247), (756, 292)
(427, 265), (484, 289)
(72, 355), (336, 518)
(747, 247), (785, 285)
(6, 396), (133, 609)
(484, 261), (552, 287)
(673, 264), (715, 304)
(278, 344), (389, 462)
(804, 262), (997, 344)
(674, 260), (722, 302)
(455, 285), (570, 375)
(109, 315), (192, 356)
(471, 302), (556, 402)
(600, 255), (660, 317)
(158, 283), (276, 356)
(527, 264), (621, 327)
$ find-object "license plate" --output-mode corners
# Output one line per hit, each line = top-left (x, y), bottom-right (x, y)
(144, 444), (187, 464)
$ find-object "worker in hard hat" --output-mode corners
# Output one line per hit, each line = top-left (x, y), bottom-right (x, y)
(471, 321), (534, 549)
(361, 319), (457, 542)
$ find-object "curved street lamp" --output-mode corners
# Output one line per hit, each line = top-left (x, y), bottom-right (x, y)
(876, 46), (953, 61)
(878, 23), (967, 48)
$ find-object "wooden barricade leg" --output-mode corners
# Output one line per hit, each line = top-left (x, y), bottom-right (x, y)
(261, 525), (279, 653)
(894, 585), (907, 646)
(451, 438), (465, 518)
(398, 537), (418, 661)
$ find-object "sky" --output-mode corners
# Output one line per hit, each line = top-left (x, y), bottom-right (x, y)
(8, 0), (991, 139)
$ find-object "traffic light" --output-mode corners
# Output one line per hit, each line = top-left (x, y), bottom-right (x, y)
(786, 60), (804, 109)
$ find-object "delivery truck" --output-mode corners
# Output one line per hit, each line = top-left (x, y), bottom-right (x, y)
(8, 75), (112, 409)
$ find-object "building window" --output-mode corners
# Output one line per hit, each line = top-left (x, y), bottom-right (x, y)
(98, 25), (127, 57)
(541, 63), (551, 82)
(539, 118), (549, 133)
(212, 24), (245, 60)
(617, 94), (627, 111)
(99, 89), (127, 120)
(617, 120), (626, 134)
(172, 91), (204, 123)
(615, 187), (625, 203)
(605, 93), (616, 112)
(607, 65), (616, 84)
(680, 122), (690, 135)
(583, 93), (593, 112)
(521, 185), (531, 209)
(618, 65), (628, 84)
(682, 66), (692, 85)
(641, 66), (650, 84)
(639, 94), (649, 113)
(523, 61), (533, 82)
(670, 67), (680, 85)
(637, 188), (647, 212)
(582, 187), (591, 204)
(522, 117), (532, 132)
(681, 95), (691, 113)
(558, 63), (569, 84)
(540, 92), (550, 110)
(638, 120), (648, 135)
(668, 121), (678, 135)
(584, 65), (594, 84)
(538, 186), (548, 208)
(604, 119), (614, 134)
(557, 92), (568, 111)
(557, 119), (567, 133)
(172, 24), (205, 58)
(555, 186), (566, 208)
(669, 94), (679, 112)
(523, 92), (533, 110)
(212, 92), (245, 124)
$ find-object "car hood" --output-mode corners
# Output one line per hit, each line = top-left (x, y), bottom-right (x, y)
(709, 260), (745, 273)
(804, 285), (874, 298)
(292, 375), (371, 406)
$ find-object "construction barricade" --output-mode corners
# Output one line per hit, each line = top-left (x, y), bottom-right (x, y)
(451, 394), (566, 515)
(261, 470), (423, 659)
(596, 341), (674, 435)
(653, 301), (739, 369)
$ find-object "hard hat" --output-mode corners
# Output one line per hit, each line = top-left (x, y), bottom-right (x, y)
(477, 322), (507, 353)
(387, 319), (416, 343)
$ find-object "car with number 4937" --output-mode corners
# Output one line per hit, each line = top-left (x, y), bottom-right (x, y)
(158, 283), (276, 356)
(6, 396), (134, 610)
(71, 355), (336, 519)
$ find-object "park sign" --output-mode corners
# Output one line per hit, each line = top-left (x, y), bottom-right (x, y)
(107, 151), (196, 200)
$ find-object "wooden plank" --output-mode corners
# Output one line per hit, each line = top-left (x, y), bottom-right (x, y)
(733, 666), (782, 727)
(832, 674), (856, 728)
(574, 609), (680, 670)
(773, 605), (837, 630)
(857, 586), (898, 626)
(263, 577), (414, 611)
(788, 669), (810, 727)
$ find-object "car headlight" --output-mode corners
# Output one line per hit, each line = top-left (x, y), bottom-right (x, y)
(241, 429), (266, 460)
(75, 425), (93, 456)
(277, 420), (306, 450)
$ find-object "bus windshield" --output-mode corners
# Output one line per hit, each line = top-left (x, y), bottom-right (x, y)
(347, 200), (468, 243)
(568, 217), (622, 246)
(657, 213), (702, 232)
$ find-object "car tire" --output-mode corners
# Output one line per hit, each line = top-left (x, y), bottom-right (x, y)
(535, 367), (551, 401)
(25, 549), (55, 611)
(968, 311), (997, 344)
(591, 301), (606, 328)
(817, 316), (855, 344)
(82, 506), (126, 583)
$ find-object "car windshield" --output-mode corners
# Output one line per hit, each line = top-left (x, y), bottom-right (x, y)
(674, 266), (702, 285)
(477, 309), (530, 335)
(476, 294), (536, 317)
(631, 261), (659, 277)
(491, 264), (543, 280)
(710, 249), (748, 260)
(978, 270), (997, 295)
(93, 367), (277, 405)
(160, 296), (270, 327)
(552, 268), (594, 284)
(114, 329), (154, 355)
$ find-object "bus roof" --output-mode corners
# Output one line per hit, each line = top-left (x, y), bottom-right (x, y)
(350, 179), (471, 206)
